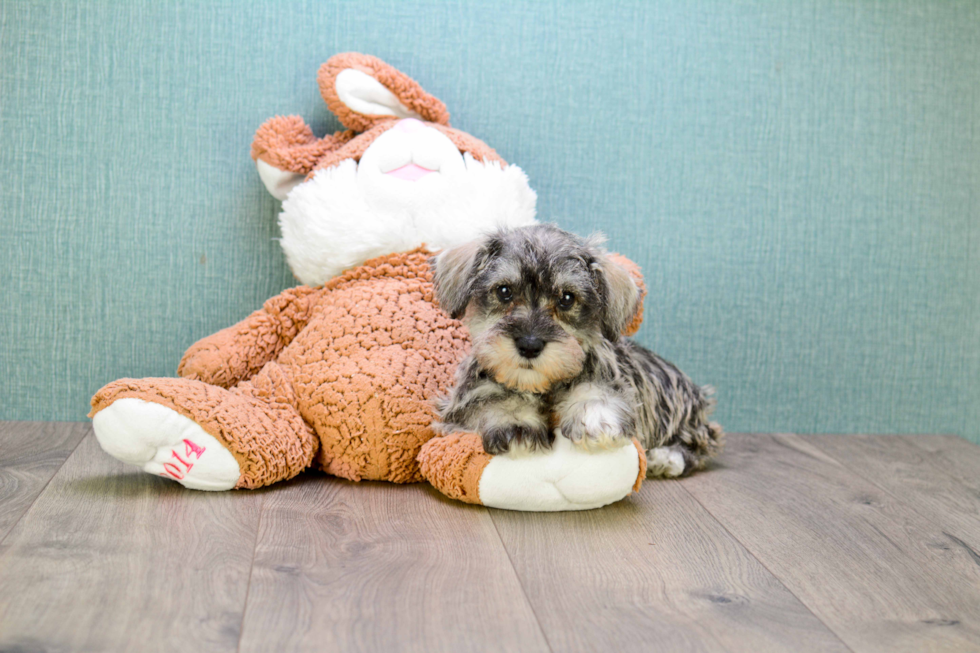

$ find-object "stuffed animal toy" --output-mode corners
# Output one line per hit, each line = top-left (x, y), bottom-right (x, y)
(89, 53), (648, 510)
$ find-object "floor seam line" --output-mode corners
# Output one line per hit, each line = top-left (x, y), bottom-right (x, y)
(675, 476), (858, 653)
(487, 508), (556, 653)
(236, 492), (266, 653)
(0, 423), (89, 548)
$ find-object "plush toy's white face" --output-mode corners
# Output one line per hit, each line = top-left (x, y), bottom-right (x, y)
(259, 104), (537, 286)
(352, 118), (511, 219)
(360, 118), (465, 183)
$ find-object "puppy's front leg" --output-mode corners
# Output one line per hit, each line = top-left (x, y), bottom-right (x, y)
(555, 382), (636, 451)
(454, 392), (552, 455)
(477, 393), (552, 455)
(437, 361), (551, 455)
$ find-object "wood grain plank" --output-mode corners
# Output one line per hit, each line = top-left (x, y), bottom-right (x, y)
(0, 433), (262, 652)
(238, 476), (550, 653)
(0, 421), (88, 542)
(682, 433), (980, 652)
(490, 477), (849, 653)
(905, 435), (980, 494)
(808, 435), (980, 552)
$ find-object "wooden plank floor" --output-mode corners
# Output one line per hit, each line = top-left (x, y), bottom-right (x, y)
(1, 424), (979, 652)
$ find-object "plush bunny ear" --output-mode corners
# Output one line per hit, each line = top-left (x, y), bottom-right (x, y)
(256, 160), (304, 201)
(251, 115), (358, 199)
(318, 53), (451, 131)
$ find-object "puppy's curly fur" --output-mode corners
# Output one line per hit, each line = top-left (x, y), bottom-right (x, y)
(432, 224), (724, 478)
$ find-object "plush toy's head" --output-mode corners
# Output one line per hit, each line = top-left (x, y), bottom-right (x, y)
(252, 53), (537, 286)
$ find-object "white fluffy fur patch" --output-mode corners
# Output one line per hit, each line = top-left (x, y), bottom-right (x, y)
(279, 153), (537, 286)
(647, 447), (686, 478)
(555, 382), (631, 451)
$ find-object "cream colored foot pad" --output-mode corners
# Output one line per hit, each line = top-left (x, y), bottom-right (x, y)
(93, 398), (241, 491)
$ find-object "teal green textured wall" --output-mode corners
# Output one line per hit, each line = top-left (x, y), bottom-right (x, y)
(2, 1), (978, 441)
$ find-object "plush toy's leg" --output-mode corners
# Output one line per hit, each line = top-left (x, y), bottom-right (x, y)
(90, 362), (318, 490)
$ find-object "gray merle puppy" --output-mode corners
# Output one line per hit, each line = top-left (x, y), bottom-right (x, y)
(431, 224), (723, 477)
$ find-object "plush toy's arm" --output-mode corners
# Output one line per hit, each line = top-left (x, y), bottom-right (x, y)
(251, 115), (356, 175)
(418, 431), (647, 511)
(177, 286), (319, 388)
(417, 432), (493, 505)
(608, 253), (647, 337)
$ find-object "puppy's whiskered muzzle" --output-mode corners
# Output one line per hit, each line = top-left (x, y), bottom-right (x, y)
(472, 330), (585, 393)
(515, 335), (545, 359)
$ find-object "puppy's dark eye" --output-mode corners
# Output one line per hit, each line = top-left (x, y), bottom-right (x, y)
(558, 291), (575, 310)
(496, 285), (513, 302)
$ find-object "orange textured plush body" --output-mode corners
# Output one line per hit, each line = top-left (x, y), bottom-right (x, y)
(90, 53), (648, 509)
(93, 249), (466, 487)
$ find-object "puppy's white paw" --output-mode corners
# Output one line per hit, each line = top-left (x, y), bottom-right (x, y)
(563, 402), (629, 451)
(556, 383), (632, 452)
(646, 447), (686, 478)
(93, 398), (241, 491)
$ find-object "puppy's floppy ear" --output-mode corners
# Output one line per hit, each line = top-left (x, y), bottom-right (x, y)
(604, 253), (646, 336)
(590, 246), (641, 341)
(432, 239), (486, 319)
(318, 53), (451, 132)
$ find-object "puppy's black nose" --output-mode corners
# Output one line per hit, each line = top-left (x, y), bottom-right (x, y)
(516, 335), (545, 359)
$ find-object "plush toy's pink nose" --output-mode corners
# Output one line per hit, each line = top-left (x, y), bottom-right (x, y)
(395, 118), (425, 133)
